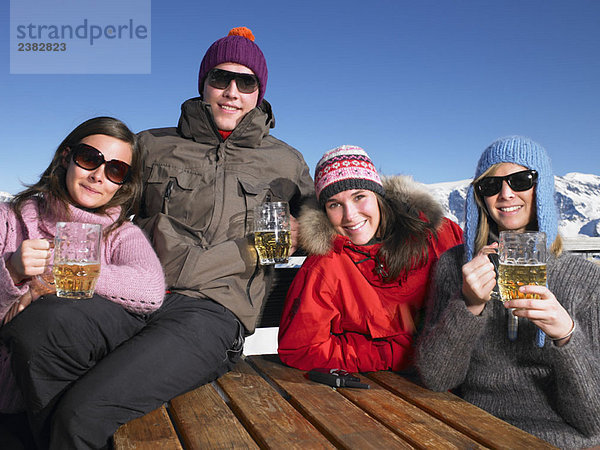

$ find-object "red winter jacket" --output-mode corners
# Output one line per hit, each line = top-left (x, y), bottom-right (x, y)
(278, 176), (463, 372)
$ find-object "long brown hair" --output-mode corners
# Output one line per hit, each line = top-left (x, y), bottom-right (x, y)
(11, 116), (142, 235)
(376, 193), (438, 281)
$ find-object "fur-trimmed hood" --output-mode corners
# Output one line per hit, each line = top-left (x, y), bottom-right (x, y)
(298, 175), (445, 256)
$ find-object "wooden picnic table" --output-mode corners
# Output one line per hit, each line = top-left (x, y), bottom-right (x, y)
(113, 354), (556, 449)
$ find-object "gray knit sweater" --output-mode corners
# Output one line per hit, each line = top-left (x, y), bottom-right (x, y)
(415, 245), (600, 449)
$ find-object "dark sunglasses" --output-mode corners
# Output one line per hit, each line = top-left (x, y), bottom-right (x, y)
(70, 143), (131, 185)
(206, 68), (259, 94)
(475, 169), (538, 197)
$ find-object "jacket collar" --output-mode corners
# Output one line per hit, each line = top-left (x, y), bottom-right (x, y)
(299, 175), (444, 256)
(177, 97), (274, 149)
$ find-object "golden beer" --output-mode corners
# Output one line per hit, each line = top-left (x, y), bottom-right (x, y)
(254, 230), (291, 265)
(53, 262), (101, 299)
(498, 263), (547, 302)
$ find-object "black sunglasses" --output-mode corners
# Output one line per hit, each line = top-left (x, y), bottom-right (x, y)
(70, 143), (131, 185)
(475, 169), (538, 197)
(206, 68), (259, 94)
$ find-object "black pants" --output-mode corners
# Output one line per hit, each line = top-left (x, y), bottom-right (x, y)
(0, 293), (244, 450)
(0, 412), (35, 450)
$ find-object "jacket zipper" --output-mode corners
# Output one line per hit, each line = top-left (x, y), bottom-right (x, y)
(162, 179), (174, 214)
(245, 260), (261, 307)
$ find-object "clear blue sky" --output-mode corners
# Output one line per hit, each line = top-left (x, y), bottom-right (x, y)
(2, 0), (599, 194)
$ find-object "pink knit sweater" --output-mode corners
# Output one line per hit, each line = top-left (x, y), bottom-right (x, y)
(0, 198), (166, 412)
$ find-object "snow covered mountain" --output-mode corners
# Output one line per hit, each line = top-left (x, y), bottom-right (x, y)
(425, 172), (600, 238)
(2, 171), (599, 237)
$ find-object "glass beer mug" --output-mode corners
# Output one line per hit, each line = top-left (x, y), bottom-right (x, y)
(498, 230), (547, 346)
(253, 202), (291, 265)
(498, 231), (547, 301)
(53, 222), (102, 299)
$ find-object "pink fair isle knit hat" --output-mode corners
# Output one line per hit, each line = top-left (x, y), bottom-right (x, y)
(314, 145), (385, 206)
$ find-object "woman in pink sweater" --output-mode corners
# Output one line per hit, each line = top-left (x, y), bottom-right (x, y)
(0, 117), (165, 448)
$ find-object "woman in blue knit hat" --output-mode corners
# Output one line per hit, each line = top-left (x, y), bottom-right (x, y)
(415, 136), (600, 448)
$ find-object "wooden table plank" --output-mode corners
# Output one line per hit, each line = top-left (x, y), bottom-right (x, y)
(249, 355), (414, 449)
(217, 358), (335, 449)
(367, 371), (557, 449)
(113, 405), (182, 450)
(338, 378), (485, 449)
(169, 382), (259, 449)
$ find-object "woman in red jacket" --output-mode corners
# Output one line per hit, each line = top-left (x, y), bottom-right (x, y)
(278, 145), (463, 372)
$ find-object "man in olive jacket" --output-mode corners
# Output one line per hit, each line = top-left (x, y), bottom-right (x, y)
(129, 26), (313, 419)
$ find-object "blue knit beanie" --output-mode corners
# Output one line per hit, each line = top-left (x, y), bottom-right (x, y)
(464, 136), (558, 261)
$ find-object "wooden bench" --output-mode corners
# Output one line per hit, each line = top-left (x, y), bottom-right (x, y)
(114, 354), (556, 449)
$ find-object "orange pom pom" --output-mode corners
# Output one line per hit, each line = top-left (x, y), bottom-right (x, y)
(228, 26), (255, 42)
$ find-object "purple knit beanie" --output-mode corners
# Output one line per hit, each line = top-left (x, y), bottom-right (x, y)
(198, 27), (268, 105)
(314, 145), (385, 206)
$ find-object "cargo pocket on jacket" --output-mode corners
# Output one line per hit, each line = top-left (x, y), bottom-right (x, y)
(142, 213), (200, 288)
(146, 164), (207, 220)
(175, 241), (246, 291)
(238, 178), (272, 226)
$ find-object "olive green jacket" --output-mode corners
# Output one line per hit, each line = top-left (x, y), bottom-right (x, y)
(136, 98), (313, 333)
